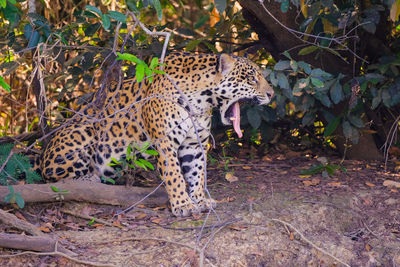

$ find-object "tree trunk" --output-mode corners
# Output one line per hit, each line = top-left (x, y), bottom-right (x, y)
(239, 0), (382, 160)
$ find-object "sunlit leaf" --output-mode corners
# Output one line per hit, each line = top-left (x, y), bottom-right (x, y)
(139, 158), (155, 170)
(298, 45), (318, 56)
(390, 0), (400, 22)
(0, 76), (10, 93)
(136, 64), (145, 82)
(145, 149), (159, 156)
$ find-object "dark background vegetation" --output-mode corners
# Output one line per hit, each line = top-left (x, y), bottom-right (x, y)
(1, 0), (400, 179)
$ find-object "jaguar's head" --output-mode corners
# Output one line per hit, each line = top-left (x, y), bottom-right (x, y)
(215, 54), (274, 138)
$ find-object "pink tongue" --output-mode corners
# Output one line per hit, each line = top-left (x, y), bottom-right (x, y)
(232, 102), (242, 138)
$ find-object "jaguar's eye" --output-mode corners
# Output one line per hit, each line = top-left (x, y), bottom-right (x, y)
(249, 77), (258, 85)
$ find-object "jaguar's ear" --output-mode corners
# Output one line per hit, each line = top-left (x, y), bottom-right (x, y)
(218, 54), (235, 75)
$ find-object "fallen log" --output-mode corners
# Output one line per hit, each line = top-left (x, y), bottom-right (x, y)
(0, 233), (76, 255)
(0, 209), (44, 236)
(0, 181), (168, 207)
(0, 210), (76, 255)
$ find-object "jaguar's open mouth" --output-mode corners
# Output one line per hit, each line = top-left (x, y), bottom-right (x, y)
(224, 97), (260, 138)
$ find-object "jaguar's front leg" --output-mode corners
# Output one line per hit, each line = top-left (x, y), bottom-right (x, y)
(158, 141), (201, 217)
(178, 142), (216, 212)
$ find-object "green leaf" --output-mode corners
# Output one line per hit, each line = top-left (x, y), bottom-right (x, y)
(0, 76), (10, 93)
(139, 159), (155, 170)
(185, 39), (202, 52)
(194, 15), (209, 29)
(371, 95), (381, 109)
(8, 185), (14, 194)
(311, 77), (324, 88)
(269, 72), (278, 87)
(298, 61), (312, 74)
(152, 0), (163, 21)
(85, 5), (102, 16)
(149, 57), (159, 70)
(84, 22), (101, 36)
(116, 52), (143, 64)
(348, 115), (363, 128)
(382, 89), (391, 107)
(28, 30), (40, 48)
(3, 2), (19, 25)
(15, 192), (24, 208)
(274, 60), (290, 71)
(281, 0), (289, 13)
(314, 94), (332, 108)
(277, 72), (289, 89)
(293, 77), (309, 96)
(101, 176), (116, 184)
(134, 160), (147, 170)
(50, 185), (60, 192)
(290, 60), (298, 71)
(330, 80), (342, 104)
(4, 192), (13, 203)
(136, 64), (145, 82)
(7, 0), (16, 4)
(145, 149), (159, 156)
(0, 0), (5, 8)
(311, 68), (332, 78)
(247, 108), (261, 129)
(342, 121), (353, 139)
(282, 51), (292, 59)
(215, 0), (226, 14)
(300, 163), (325, 175)
(107, 11), (127, 22)
(298, 46), (319, 56)
(101, 14), (111, 30)
(324, 116), (341, 137)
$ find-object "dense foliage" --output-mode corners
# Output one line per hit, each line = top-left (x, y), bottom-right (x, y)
(0, 0), (400, 162)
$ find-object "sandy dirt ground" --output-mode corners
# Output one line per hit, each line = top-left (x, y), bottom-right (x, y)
(1, 153), (400, 266)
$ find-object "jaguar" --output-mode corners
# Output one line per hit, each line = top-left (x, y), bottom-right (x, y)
(37, 52), (274, 217)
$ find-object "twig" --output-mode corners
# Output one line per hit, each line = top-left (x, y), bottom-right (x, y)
(154, 217), (242, 231)
(381, 115), (400, 170)
(270, 218), (351, 267)
(60, 208), (115, 227)
(126, 11), (170, 69)
(0, 248), (114, 267)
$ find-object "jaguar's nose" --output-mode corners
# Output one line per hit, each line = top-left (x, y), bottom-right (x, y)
(266, 90), (274, 100)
